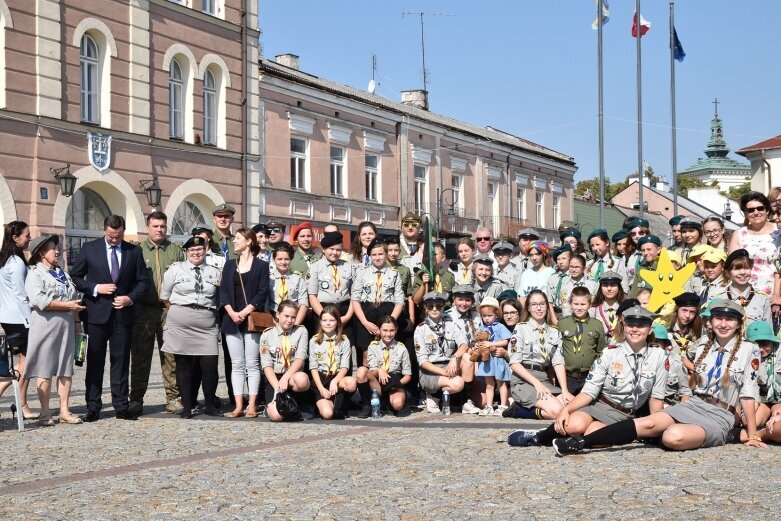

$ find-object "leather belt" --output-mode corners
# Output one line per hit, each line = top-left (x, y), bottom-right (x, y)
(697, 394), (737, 414)
(567, 370), (589, 379)
(522, 362), (545, 372)
(599, 395), (634, 415)
(183, 304), (214, 311)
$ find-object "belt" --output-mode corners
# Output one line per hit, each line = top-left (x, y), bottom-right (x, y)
(183, 304), (214, 311)
(697, 394), (737, 414)
(361, 301), (392, 309)
(598, 395), (634, 415)
(323, 300), (350, 307)
(522, 362), (545, 372)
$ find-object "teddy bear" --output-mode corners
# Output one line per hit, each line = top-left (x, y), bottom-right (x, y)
(468, 330), (491, 362)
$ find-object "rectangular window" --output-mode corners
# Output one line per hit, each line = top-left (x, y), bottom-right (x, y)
(330, 146), (344, 196)
(451, 175), (462, 209)
(80, 62), (98, 123)
(203, 89), (215, 145)
(365, 155), (379, 202)
(516, 187), (525, 220)
(414, 165), (427, 214)
(536, 192), (544, 227)
(552, 195), (560, 227)
(290, 137), (307, 191)
(202, 0), (215, 14)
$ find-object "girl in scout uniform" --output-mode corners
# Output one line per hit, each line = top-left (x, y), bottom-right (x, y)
(444, 284), (483, 414)
(348, 221), (377, 267)
(363, 316), (412, 414)
(475, 297), (512, 416)
(716, 249), (771, 328)
(472, 254), (507, 303)
(492, 242), (519, 290)
(743, 321), (781, 429)
(451, 238), (475, 285)
(414, 292), (471, 413)
(515, 241), (554, 302)
(665, 292), (703, 374)
(586, 230), (627, 292)
(649, 323), (691, 405)
(611, 230), (630, 259)
(351, 239), (404, 368)
(560, 254), (598, 317)
(679, 219), (704, 265)
(269, 244), (308, 325)
(507, 290), (569, 420)
(546, 245), (572, 316)
(307, 231), (354, 339)
(260, 300), (311, 422)
(560, 228), (586, 257)
(508, 306), (667, 451)
(308, 305), (355, 420)
(590, 271), (626, 345)
(687, 247), (728, 305)
(542, 299), (766, 454)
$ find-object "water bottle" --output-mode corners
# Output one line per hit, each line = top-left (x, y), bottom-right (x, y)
(370, 390), (381, 420)
(442, 389), (451, 416)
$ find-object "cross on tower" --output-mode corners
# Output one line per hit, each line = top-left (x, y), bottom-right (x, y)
(713, 97), (719, 117)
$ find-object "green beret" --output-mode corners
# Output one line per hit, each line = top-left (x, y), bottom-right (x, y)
(611, 230), (628, 243)
(587, 228), (608, 242)
(669, 215), (685, 226)
(551, 244), (572, 261)
(625, 218), (649, 231)
(560, 228), (581, 241)
(637, 235), (662, 248)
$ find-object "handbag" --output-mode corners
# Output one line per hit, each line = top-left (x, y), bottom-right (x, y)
(237, 264), (274, 332)
(0, 333), (16, 378)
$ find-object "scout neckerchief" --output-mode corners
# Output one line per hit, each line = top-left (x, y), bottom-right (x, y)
(573, 317), (587, 353)
(425, 317), (447, 358)
(534, 321), (549, 361)
(434, 270), (444, 292)
(597, 303), (618, 340)
(362, 250), (370, 266)
(671, 323), (691, 356)
(595, 258), (605, 279)
(330, 262), (341, 291)
(278, 275), (288, 302)
(628, 349), (644, 410)
(382, 342), (392, 371)
(554, 272), (566, 306)
(326, 336), (338, 375)
(47, 265), (69, 300)
(728, 286), (755, 309)
(280, 331), (293, 369)
(459, 311), (477, 345)
(705, 345), (726, 394)
(375, 269), (383, 304)
(767, 352), (778, 402)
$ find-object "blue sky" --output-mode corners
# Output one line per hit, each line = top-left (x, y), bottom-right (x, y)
(259, 1), (781, 183)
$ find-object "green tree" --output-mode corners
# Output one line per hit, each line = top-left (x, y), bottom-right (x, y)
(676, 174), (707, 197)
(728, 181), (752, 201)
(574, 178), (628, 201)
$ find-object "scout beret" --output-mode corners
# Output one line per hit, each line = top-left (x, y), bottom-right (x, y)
(384, 235), (400, 245)
(497, 289), (518, 302)
(679, 219), (702, 231)
(518, 228), (540, 240)
(725, 248), (751, 270)
(320, 231), (343, 249)
(292, 221), (312, 241)
(611, 230), (628, 243)
(551, 243), (572, 261)
(626, 218), (650, 231)
(472, 254), (493, 266)
(29, 233), (59, 260)
(616, 298), (641, 316)
(559, 228), (581, 241)
(673, 292), (700, 308)
(621, 305), (656, 325)
(637, 235), (662, 248)
(700, 247), (727, 264)
(191, 226), (213, 237)
(212, 203), (235, 215)
(669, 215), (685, 226)
(423, 291), (448, 303)
(598, 270), (623, 284)
(587, 229), (608, 242)
(251, 223), (269, 235)
(708, 299), (744, 319)
(451, 284), (475, 298)
(183, 236), (206, 249)
(401, 212), (422, 225)
(477, 297), (501, 314)
(746, 322), (779, 344)
(491, 241), (514, 254)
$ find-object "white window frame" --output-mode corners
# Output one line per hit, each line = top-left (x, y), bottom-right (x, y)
(516, 186), (525, 220)
(536, 192), (544, 228)
(451, 174), (462, 210)
(365, 154), (380, 202)
(169, 58), (184, 139)
(414, 164), (427, 214)
(330, 146), (345, 197)
(202, 0), (215, 14)
(203, 68), (216, 145)
(80, 34), (100, 124)
(290, 137), (308, 191)
(552, 195), (560, 227)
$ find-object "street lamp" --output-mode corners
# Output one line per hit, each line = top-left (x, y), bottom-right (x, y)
(722, 201), (733, 222)
(50, 164), (77, 197)
(139, 179), (162, 208)
(436, 188), (458, 241)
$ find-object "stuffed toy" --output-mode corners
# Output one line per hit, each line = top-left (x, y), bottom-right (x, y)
(469, 330), (491, 362)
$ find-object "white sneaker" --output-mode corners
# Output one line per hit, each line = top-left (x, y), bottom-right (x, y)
(425, 394), (441, 413)
(493, 405), (508, 416)
(478, 404), (494, 416)
(461, 399), (481, 414)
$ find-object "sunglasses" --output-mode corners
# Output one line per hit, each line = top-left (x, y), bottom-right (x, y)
(426, 303), (444, 310)
(630, 231), (646, 237)
(476, 237), (491, 242)
(402, 221), (419, 227)
(745, 206), (766, 214)
(268, 227), (283, 234)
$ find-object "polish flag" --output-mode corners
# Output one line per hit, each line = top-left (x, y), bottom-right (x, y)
(631, 11), (651, 37)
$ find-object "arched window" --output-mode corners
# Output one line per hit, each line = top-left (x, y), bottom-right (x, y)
(80, 34), (99, 124)
(65, 187), (111, 265)
(171, 200), (208, 242)
(169, 59), (184, 139)
(203, 69), (216, 145)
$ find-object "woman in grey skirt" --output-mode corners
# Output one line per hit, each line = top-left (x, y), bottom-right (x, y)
(544, 299), (766, 455)
(23, 234), (85, 426)
(160, 236), (222, 419)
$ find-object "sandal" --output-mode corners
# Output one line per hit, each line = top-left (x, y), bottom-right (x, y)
(39, 415), (55, 427)
(245, 409), (258, 418)
(224, 410), (244, 418)
(58, 413), (83, 425)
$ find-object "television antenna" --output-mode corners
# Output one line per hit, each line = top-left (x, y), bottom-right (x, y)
(367, 54), (377, 94)
(401, 11), (455, 92)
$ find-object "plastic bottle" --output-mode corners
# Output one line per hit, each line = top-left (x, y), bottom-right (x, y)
(370, 389), (381, 420)
(442, 389), (451, 416)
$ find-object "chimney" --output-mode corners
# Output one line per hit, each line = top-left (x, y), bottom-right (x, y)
(656, 181), (668, 192)
(275, 53), (300, 70)
(401, 89), (429, 110)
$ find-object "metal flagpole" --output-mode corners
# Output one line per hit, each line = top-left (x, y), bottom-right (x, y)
(598, 0), (606, 228)
(636, 0), (644, 219)
(669, 1), (679, 217)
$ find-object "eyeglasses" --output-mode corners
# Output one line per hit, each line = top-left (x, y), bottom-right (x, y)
(745, 206), (766, 214)
(630, 230), (647, 237)
(527, 302), (546, 308)
(426, 304), (444, 310)
(476, 237), (491, 242)
(268, 227), (283, 234)
(703, 229), (723, 236)
(503, 310), (519, 316)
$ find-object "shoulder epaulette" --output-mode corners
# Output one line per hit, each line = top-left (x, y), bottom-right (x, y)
(262, 326), (274, 334)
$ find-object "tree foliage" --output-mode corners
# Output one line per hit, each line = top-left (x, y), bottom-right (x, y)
(676, 174), (707, 197)
(727, 181), (752, 201)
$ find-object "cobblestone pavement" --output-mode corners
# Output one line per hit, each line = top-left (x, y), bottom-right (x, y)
(1, 357), (779, 520)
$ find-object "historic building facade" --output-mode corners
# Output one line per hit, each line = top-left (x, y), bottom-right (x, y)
(259, 55), (577, 243)
(0, 0), (260, 262)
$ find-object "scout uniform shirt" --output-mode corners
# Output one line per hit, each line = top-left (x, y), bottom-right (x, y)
(350, 264), (404, 305)
(160, 260), (221, 309)
(268, 270), (308, 311)
(290, 247), (321, 276)
(388, 262), (413, 300)
(690, 336), (761, 408)
(260, 325), (309, 375)
(414, 317), (468, 365)
(450, 262), (474, 286)
(708, 286), (772, 327)
(473, 277), (506, 304)
(444, 307), (482, 346)
(213, 230), (236, 260)
(587, 254), (629, 293)
(308, 333), (351, 376)
(757, 346), (781, 404)
(694, 277), (729, 307)
(509, 321), (564, 369)
(547, 270), (569, 311)
(512, 253), (530, 275)
(662, 343), (693, 402)
(622, 251), (642, 288)
(399, 239), (423, 272)
(368, 340), (412, 375)
(204, 250), (226, 272)
(582, 342), (668, 412)
(139, 239), (184, 305)
(307, 256), (354, 304)
(411, 265), (456, 296)
(495, 262), (520, 290)
(556, 315), (605, 374)
(628, 258), (656, 298)
(669, 322), (698, 358)
(559, 275), (599, 317)
(590, 302), (621, 345)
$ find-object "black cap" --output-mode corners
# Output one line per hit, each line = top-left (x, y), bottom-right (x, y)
(725, 248), (751, 270)
(616, 298), (641, 316)
(191, 226), (213, 237)
(320, 231), (343, 249)
(251, 223), (269, 235)
(183, 236), (206, 249)
(673, 292), (700, 308)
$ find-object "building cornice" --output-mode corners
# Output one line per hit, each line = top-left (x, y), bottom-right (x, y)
(148, 0), (259, 36)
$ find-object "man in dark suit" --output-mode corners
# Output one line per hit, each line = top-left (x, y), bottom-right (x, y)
(71, 214), (150, 421)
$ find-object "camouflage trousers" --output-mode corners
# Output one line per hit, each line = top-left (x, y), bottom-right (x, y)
(129, 304), (179, 404)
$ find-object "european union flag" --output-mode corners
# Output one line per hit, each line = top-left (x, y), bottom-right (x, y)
(673, 28), (686, 62)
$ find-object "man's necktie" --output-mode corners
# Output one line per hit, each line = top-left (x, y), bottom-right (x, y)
(331, 264), (340, 291)
(281, 332), (292, 369)
(326, 339), (337, 375)
(154, 246), (162, 295)
(363, 253), (370, 266)
(221, 238), (229, 257)
(278, 275), (288, 301)
(110, 246), (120, 282)
(409, 243), (417, 255)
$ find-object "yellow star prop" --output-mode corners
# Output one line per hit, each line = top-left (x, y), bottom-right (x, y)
(639, 248), (695, 313)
